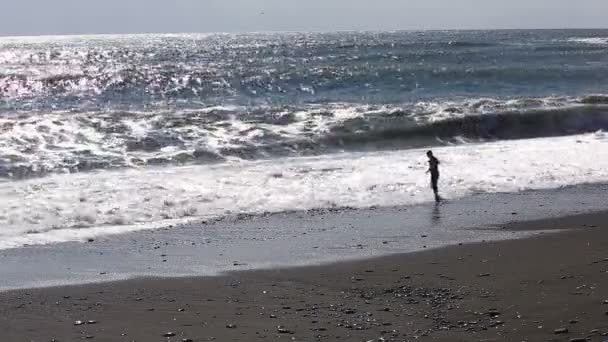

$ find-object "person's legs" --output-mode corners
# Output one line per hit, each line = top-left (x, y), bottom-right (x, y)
(431, 173), (440, 202)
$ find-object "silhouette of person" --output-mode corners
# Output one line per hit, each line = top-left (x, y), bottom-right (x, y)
(426, 150), (441, 202)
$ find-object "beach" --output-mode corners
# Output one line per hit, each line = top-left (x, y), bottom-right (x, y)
(2, 209), (608, 341)
(1, 30), (608, 341)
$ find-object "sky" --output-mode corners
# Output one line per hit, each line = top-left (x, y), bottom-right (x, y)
(1, 0), (607, 36)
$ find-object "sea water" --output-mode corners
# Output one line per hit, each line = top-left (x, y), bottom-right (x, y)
(1, 29), (608, 249)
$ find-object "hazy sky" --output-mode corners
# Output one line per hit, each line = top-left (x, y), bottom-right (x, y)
(1, 0), (607, 36)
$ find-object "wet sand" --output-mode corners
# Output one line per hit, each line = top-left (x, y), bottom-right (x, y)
(2, 183), (608, 292)
(2, 212), (608, 341)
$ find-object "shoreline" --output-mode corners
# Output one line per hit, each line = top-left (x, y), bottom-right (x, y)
(2, 211), (608, 341)
(1, 183), (608, 291)
(3, 130), (608, 253)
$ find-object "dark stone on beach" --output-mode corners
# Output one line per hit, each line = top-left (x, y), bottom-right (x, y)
(178, 308), (185, 312)
(569, 319), (579, 324)
(343, 309), (356, 314)
(487, 309), (500, 317)
(84, 335), (94, 339)
(277, 326), (292, 334)
(163, 332), (176, 337)
(87, 238), (94, 242)
(269, 314), (277, 318)
(226, 324), (237, 329)
(554, 328), (569, 334)
(477, 273), (491, 277)
(87, 320), (97, 324)
(569, 339), (587, 342)
(182, 339), (194, 342)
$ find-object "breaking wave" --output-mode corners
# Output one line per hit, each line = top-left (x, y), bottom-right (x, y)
(1, 95), (607, 179)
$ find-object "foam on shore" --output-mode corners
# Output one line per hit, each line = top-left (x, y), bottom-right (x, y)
(1, 131), (608, 250)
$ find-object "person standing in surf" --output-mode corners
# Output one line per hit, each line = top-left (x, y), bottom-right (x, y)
(426, 150), (441, 202)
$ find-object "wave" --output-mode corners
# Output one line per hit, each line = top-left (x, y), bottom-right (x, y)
(569, 37), (608, 45)
(1, 96), (608, 179)
(3, 63), (603, 106)
(444, 41), (498, 48)
(320, 105), (608, 150)
(2, 131), (608, 250)
(578, 95), (608, 104)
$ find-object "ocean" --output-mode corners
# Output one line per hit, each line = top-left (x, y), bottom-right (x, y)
(1, 29), (608, 249)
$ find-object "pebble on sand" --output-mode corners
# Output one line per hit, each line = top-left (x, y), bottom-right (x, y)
(277, 326), (292, 334)
(487, 309), (500, 317)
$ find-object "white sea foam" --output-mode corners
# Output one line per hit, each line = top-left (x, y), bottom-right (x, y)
(1, 94), (600, 178)
(1, 132), (608, 250)
(569, 37), (608, 45)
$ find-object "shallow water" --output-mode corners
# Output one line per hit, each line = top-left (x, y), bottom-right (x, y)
(1, 183), (607, 291)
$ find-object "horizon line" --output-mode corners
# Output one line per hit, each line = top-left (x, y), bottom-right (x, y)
(1, 27), (607, 39)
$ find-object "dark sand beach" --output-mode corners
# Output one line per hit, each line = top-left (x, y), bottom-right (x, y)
(2, 211), (608, 342)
